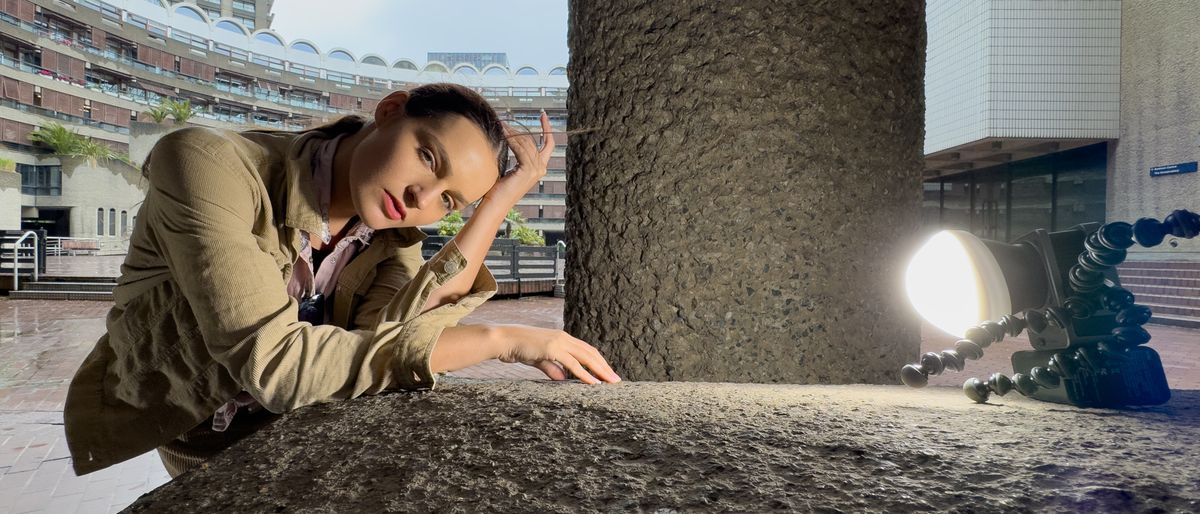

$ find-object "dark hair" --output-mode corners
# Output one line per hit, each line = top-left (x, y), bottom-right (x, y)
(283, 83), (512, 177)
(403, 83), (510, 177)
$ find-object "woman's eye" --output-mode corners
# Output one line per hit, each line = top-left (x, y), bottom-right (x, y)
(419, 148), (434, 168)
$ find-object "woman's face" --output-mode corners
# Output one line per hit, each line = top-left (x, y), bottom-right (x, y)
(348, 111), (499, 229)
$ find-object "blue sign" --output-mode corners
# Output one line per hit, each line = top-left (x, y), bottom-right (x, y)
(1150, 161), (1197, 177)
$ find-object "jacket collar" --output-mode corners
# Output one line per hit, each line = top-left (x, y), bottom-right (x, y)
(267, 120), (428, 248)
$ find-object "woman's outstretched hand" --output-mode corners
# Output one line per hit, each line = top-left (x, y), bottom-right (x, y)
(483, 110), (555, 206)
(498, 325), (622, 384)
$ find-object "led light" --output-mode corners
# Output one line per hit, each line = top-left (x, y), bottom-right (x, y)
(904, 230), (1012, 338)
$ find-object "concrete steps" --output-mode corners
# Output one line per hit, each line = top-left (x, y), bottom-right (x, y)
(8, 276), (117, 301)
(1118, 260), (1200, 329)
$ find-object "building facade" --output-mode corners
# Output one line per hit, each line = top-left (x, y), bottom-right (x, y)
(923, 0), (1119, 244)
(923, 0), (1198, 261)
(0, 0), (569, 253)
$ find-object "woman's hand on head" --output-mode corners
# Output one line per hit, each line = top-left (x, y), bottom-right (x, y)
(498, 325), (621, 384)
(483, 111), (555, 206)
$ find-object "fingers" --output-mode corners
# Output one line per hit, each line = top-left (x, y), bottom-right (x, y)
(556, 354), (602, 385)
(534, 360), (568, 381)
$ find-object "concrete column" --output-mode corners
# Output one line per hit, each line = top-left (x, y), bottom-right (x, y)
(565, 0), (926, 382)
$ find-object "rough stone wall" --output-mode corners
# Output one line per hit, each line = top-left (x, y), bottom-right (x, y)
(565, 1), (926, 382)
(127, 380), (1200, 513)
(1110, 0), (1200, 259)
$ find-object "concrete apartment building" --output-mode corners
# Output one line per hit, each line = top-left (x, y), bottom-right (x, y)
(0, 0), (570, 252)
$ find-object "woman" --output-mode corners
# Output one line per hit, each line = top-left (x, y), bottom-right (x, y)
(63, 83), (620, 478)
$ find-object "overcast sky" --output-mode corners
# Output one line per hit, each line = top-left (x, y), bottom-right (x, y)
(269, 0), (569, 70)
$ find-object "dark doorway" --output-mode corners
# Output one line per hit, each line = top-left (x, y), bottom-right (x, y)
(22, 208), (70, 237)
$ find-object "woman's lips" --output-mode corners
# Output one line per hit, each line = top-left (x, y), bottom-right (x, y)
(383, 191), (406, 221)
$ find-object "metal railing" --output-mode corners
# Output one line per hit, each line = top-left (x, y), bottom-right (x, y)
(3, 231), (40, 291)
(421, 237), (561, 285)
(46, 236), (101, 256)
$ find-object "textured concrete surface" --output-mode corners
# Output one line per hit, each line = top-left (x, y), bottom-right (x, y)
(126, 380), (1200, 513)
(1110, 0), (1200, 259)
(564, 0), (927, 383)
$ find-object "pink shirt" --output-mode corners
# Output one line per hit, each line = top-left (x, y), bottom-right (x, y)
(211, 132), (375, 432)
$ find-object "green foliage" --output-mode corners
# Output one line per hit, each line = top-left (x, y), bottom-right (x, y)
(512, 224), (546, 246)
(27, 122), (119, 166)
(0, 157), (15, 173)
(437, 210), (465, 236)
(146, 103), (171, 123)
(505, 209), (546, 246)
(166, 98), (194, 124)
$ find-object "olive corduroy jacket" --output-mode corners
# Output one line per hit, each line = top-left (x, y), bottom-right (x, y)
(64, 121), (497, 475)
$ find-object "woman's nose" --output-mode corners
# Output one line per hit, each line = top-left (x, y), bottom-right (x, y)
(406, 184), (440, 210)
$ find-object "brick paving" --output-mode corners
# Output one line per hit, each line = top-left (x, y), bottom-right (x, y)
(0, 291), (1195, 513)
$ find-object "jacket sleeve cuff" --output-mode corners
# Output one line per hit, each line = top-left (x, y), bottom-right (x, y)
(381, 240), (498, 390)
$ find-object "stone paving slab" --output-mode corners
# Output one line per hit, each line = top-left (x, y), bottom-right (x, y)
(0, 295), (1196, 513)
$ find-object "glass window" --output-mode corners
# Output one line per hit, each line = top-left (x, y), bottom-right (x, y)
(252, 54), (284, 70)
(290, 42), (318, 54)
(454, 66), (478, 76)
(171, 29), (208, 49)
(941, 174), (971, 233)
(232, 0), (256, 12)
(100, 2), (122, 20)
(236, 17), (255, 30)
(920, 180), (942, 235)
(329, 50), (354, 62)
(971, 168), (1009, 242)
(109, 209), (116, 236)
(549, 67), (567, 76)
(1054, 144), (1107, 231)
(516, 67), (539, 76)
(1009, 162), (1054, 240)
(255, 32), (283, 46)
(326, 71), (355, 84)
(216, 21), (246, 35)
(174, 5), (206, 22)
(214, 43), (249, 61)
(362, 56), (386, 66)
(97, 209), (104, 236)
(287, 62), (320, 78)
(484, 67), (508, 77)
(121, 211), (128, 236)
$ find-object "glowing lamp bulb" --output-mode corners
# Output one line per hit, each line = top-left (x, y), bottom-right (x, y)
(904, 230), (1012, 338)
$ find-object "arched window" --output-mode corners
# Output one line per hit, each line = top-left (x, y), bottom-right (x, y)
(254, 32), (284, 46)
(96, 209), (104, 236)
(216, 20), (246, 35)
(290, 41), (319, 54)
(329, 50), (354, 62)
(484, 66), (508, 77)
(121, 211), (128, 237)
(174, 5), (206, 22)
(549, 67), (567, 76)
(362, 56), (386, 66)
(109, 209), (116, 236)
(392, 60), (418, 70)
(423, 63), (449, 73)
(516, 67), (539, 76)
(454, 66), (478, 76)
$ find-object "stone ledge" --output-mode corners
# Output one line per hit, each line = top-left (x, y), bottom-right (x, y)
(127, 380), (1200, 513)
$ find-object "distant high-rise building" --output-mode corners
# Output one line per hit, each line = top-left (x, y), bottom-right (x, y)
(427, 52), (508, 71)
(166, 0), (274, 30)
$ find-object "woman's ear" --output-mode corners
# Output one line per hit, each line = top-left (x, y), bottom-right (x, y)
(374, 91), (409, 128)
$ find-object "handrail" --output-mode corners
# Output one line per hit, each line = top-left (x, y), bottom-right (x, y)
(10, 231), (39, 291)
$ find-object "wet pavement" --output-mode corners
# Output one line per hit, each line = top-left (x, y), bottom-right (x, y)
(0, 291), (1195, 513)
